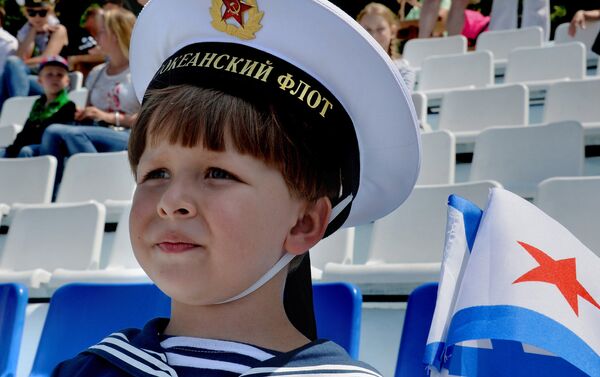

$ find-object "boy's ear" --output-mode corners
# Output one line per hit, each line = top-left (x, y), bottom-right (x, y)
(284, 197), (332, 256)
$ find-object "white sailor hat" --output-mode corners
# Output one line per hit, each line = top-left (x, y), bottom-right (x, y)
(130, 0), (421, 232)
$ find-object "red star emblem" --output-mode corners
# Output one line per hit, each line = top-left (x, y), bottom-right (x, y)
(513, 241), (600, 316)
(221, 0), (253, 27)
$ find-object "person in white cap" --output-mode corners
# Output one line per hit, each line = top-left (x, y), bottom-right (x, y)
(52, 0), (420, 375)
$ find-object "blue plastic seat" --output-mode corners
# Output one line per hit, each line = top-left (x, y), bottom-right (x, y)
(313, 282), (362, 359)
(395, 282), (439, 377)
(32, 282), (362, 375)
(0, 283), (28, 377)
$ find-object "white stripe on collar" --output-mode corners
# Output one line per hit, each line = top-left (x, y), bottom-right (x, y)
(240, 364), (382, 376)
(164, 352), (251, 373)
(160, 337), (274, 361)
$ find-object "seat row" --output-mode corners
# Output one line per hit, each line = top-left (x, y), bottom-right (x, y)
(312, 176), (600, 294)
(0, 281), (362, 376)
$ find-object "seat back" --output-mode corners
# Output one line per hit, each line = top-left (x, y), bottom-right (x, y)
(0, 202), (105, 271)
(67, 88), (89, 108)
(439, 84), (528, 133)
(505, 42), (586, 84)
(411, 92), (427, 123)
(108, 203), (140, 269)
(30, 283), (171, 376)
(395, 283), (438, 377)
(403, 35), (467, 69)
(31, 282), (362, 374)
(313, 282), (362, 359)
(67, 71), (84, 91)
(0, 95), (39, 128)
(535, 176), (600, 256)
(554, 20), (600, 62)
(417, 130), (455, 185)
(56, 151), (136, 204)
(0, 124), (18, 147)
(367, 181), (500, 264)
(543, 78), (600, 124)
(0, 283), (28, 377)
(310, 227), (355, 271)
(418, 51), (493, 92)
(0, 156), (57, 205)
(476, 26), (543, 62)
(470, 121), (585, 198)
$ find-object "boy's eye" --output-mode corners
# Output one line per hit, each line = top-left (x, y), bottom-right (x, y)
(206, 167), (235, 180)
(142, 169), (169, 181)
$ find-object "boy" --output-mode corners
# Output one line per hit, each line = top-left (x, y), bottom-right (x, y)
(2, 55), (75, 157)
(52, 0), (421, 375)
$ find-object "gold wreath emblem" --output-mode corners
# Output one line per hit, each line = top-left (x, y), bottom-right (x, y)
(210, 0), (264, 40)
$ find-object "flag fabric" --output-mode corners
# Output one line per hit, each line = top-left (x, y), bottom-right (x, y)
(424, 188), (600, 377)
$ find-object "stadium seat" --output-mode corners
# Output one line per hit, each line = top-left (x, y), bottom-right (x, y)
(554, 20), (600, 66)
(543, 78), (600, 144)
(403, 35), (467, 70)
(0, 124), (18, 147)
(418, 51), (493, 101)
(30, 282), (362, 374)
(411, 91), (427, 125)
(0, 156), (57, 219)
(417, 130), (455, 185)
(475, 26), (543, 73)
(310, 227), (355, 280)
(535, 176), (600, 256)
(394, 283), (438, 377)
(0, 202), (105, 293)
(0, 95), (39, 128)
(48, 203), (150, 288)
(321, 181), (501, 294)
(67, 88), (89, 108)
(470, 121), (585, 199)
(67, 71), (84, 91)
(504, 42), (586, 92)
(56, 151), (135, 223)
(0, 283), (28, 377)
(438, 84), (528, 144)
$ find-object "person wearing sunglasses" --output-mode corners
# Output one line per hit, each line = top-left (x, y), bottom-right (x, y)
(0, 0), (68, 107)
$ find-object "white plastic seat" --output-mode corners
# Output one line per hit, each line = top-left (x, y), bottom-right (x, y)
(504, 42), (586, 92)
(0, 156), (57, 218)
(321, 181), (501, 294)
(0, 202), (105, 294)
(417, 51), (493, 100)
(543, 78), (600, 144)
(68, 88), (89, 108)
(438, 84), (528, 144)
(417, 130), (455, 185)
(535, 176), (600, 256)
(402, 35), (467, 70)
(310, 227), (354, 280)
(56, 151), (136, 222)
(470, 121), (585, 199)
(68, 71), (84, 91)
(411, 91), (427, 124)
(0, 95), (39, 128)
(554, 20), (600, 66)
(48, 203), (150, 289)
(0, 125), (18, 147)
(476, 26), (543, 73)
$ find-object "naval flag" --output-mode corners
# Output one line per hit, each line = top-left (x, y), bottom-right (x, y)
(424, 188), (600, 377)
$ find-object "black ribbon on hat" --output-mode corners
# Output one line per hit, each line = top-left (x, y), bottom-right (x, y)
(147, 42), (360, 340)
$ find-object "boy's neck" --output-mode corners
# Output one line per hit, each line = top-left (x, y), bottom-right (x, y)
(164, 271), (310, 352)
(45, 92), (60, 104)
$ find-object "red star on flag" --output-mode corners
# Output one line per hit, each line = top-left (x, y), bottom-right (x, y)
(221, 0), (253, 27)
(513, 241), (600, 316)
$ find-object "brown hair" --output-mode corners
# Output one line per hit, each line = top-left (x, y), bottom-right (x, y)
(356, 2), (401, 59)
(102, 7), (136, 59)
(129, 85), (341, 203)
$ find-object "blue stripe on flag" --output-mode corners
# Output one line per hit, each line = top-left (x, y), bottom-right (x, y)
(447, 195), (483, 253)
(423, 341), (445, 370)
(445, 305), (600, 377)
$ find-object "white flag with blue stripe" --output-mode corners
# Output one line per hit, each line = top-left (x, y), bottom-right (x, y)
(425, 188), (600, 377)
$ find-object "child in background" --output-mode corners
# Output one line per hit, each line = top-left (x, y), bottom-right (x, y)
(2, 55), (74, 157)
(52, 0), (420, 375)
(358, 2), (416, 91)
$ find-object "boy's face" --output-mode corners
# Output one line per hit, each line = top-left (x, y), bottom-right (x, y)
(130, 137), (306, 305)
(38, 65), (69, 97)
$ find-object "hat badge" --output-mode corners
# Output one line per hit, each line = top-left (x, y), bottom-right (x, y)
(210, 0), (264, 40)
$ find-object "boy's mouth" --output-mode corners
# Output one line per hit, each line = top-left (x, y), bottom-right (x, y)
(157, 242), (200, 253)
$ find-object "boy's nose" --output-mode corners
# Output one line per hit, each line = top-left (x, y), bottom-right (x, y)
(157, 181), (197, 219)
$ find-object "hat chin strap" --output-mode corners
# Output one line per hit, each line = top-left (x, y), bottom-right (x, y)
(216, 194), (353, 305)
